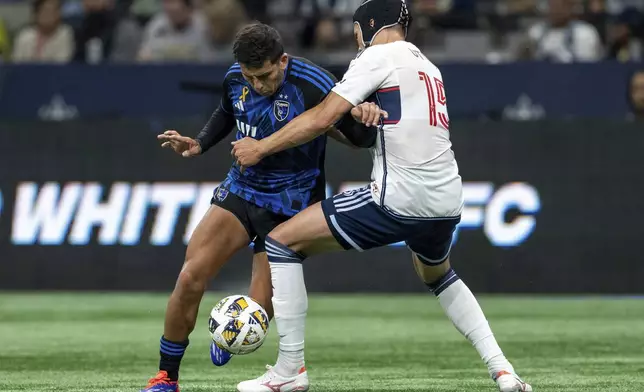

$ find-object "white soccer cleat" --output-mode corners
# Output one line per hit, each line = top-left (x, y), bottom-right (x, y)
(236, 365), (309, 392)
(494, 371), (533, 392)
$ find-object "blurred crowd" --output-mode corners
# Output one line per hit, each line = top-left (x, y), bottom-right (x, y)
(0, 0), (643, 63)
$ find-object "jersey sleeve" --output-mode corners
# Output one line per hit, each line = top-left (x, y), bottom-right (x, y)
(332, 48), (390, 106)
(220, 76), (234, 114)
(295, 63), (338, 109)
(195, 75), (236, 153)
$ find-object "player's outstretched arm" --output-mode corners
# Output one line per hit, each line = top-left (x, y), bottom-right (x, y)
(231, 95), (386, 168)
(333, 103), (387, 148)
(230, 92), (351, 167)
(157, 130), (202, 157)
(327, 127), (360, 149)
(194, 105), (237, 153)
(158, 105), (236, 158)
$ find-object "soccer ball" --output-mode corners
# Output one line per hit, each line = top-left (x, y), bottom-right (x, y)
(208, 295), (269, 355)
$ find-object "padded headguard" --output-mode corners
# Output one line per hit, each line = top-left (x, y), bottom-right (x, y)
(353, 0), (412, 48)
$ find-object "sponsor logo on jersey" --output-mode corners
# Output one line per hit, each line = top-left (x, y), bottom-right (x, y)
(274, 100), (290, 122)
(236, 119), (257, 137)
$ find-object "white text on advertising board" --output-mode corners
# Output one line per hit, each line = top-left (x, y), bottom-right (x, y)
(7, 182), (540, 247)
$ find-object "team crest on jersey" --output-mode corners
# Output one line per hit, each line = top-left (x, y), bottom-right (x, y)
(273, 100), (290, 122)
(214, 187), (229, 202)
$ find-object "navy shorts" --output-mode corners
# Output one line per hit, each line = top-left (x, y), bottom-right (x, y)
(211, 186), (289, 254)
(320, 186), (460, 264)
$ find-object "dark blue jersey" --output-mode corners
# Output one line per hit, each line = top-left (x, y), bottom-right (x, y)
(220, 57), (337, 217)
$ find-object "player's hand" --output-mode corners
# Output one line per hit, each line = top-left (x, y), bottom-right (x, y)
(351, 102), (388, 127)
(157, 130), (202, 157)
(230, 137), (265, 172)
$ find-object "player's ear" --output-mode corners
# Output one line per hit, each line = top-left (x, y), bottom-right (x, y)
(278, 54), (288, 70)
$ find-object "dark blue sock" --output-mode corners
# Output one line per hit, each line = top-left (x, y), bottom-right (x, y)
(426, 268), (460, 296)
(265, 236), (306, 263)
(159, 336), (189, 381)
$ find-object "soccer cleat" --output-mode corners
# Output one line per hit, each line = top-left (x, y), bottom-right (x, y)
(237, 365), (309, 392)
(494, 370), (533, 392)
(140, 370), (179, 392)
(210, 340), (233, 366)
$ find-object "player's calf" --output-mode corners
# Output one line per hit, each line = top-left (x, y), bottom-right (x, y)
(412, 255), (530, 387)
(248, 252), (275, 319)
(141, 205), (251, 389)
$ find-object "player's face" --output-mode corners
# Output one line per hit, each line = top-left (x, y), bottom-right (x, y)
(240, 54), (289, 97)
(353, 24), (365, 51)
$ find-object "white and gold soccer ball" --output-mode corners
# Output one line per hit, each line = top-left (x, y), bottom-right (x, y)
(208, 295), (269, 355)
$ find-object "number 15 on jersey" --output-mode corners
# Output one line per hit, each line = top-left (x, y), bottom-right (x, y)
(419, 72), (449, 130)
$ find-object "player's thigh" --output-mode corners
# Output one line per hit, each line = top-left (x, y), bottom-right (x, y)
(268, 202), (344, 256)
(318, 186), (421, 254)
(183, 204), (251, 278)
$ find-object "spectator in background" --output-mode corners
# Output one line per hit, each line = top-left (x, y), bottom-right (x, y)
(312, 16), (340, 49)
(416, 0), (477, 30)
(12, 0), (74, 63)
(138, 0), (209, 62)
(239, 0), (268, 24)
(71, 0), (142, 63)
(295, 0), (359, 48)
(585, 0), (609, 43)
(0, 18), (10, 62)
(202, 0), (247, 62)
(520, 0), (603, 62)
(628, 69), (644, 121)
(606, 7), (643, 61)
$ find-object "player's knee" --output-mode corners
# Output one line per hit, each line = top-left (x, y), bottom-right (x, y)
(176, 267), (207, 297)
(266, 227), (297, 250)
(414, 255), (451, 284)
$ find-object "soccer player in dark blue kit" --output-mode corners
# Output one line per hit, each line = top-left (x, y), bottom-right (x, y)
(141, 23), (383, 392)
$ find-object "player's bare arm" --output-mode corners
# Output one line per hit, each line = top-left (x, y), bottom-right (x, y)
(158, 98), (236, 158)
(231, 98), (387, 168)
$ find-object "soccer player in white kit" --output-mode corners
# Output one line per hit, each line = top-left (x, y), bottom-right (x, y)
(231, 1), (533, 391)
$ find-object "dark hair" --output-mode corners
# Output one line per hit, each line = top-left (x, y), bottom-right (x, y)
(233, 23), (284, 69)
(33, 0), (58, 14)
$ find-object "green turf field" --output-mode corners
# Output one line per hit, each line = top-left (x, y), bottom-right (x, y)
(1, 293), (643, 392)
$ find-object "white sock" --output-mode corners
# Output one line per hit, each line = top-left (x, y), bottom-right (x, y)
(436, 278), (514, 378)
(270, 261), (307, 377)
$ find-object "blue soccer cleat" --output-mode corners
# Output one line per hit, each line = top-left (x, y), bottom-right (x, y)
(210, 341), (233, 366)
(140, 371), (179, 392)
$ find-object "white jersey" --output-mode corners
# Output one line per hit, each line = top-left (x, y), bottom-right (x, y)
(332, 41), (463, 219)
(332, 41), (463, 218)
